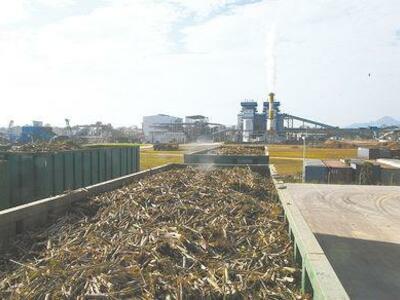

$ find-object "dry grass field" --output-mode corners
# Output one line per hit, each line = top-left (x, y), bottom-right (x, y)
(140, 144), (358, 177)
(140, 144), (218, 170)
(269, 144), (357, 176)
(270, 158), (303, 176)
(140, 149), (183, 170)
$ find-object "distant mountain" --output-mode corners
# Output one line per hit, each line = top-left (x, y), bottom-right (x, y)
(347, 116), (400, 128)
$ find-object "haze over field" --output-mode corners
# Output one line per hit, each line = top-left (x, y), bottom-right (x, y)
(0, 0), (399, 127)
(348, 116), (400, 129)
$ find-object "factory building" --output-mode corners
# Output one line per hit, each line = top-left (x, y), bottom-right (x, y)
(237, 101), (264, 142)
(185, 115), (209, 124)
(142, 114), (186, 144)
(142, 114), (224, 144)
(184, 115), (212, 142)
(237, 93), (284, 142)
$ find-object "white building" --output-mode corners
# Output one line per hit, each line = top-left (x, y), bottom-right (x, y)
(185, 115), (209, 124)
(142, 114), (185, 143)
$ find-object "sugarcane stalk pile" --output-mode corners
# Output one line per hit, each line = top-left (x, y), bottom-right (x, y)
(8, 141), (83, 153)
(213, 145), (265, 155)
(0, 167), (305, 299)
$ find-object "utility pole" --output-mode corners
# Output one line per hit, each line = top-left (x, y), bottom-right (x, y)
(302, 132), (307, 183)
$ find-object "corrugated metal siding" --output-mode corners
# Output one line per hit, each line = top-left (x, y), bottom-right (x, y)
(0, 161), (9, 210)
(324, 160), (354, 184)
(390, 149), (400, 159)
(304, 160), (328, 183)
(0, 146), (140, 210)
(351, 161), (381, 185)
(380, 168), (400, 185)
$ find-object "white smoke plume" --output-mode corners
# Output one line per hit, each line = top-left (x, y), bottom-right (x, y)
(266, 22), (277, 92)
(266, 1), (282, 93)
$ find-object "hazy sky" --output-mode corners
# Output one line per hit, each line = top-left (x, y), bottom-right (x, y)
(1, 0), (399, 127)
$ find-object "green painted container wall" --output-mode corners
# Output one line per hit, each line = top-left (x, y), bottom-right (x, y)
(64, 152), (74, 191)
(136, 148), (140, 172)
(20, 155), (35, 203)
(105, 149), (112, 180)
(91, 150), (99, 185)
(0, 161), (9, 210)
(73, 151), (83, 189)
(127, 147), (133, 173)
(99, 149), (106, 182)
(8, 155), (20, 206)
(34, 153), (54, 200)
(113, 148), (122, 178)
(121, 148), (127, 176)
(83, 151), (92, 187)
(0, 146), (139, 210)
(53, 153), (64, 195)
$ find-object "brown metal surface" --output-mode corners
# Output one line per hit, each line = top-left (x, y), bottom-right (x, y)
(323, 160), (349, 169)
(285, 184), (400, 300)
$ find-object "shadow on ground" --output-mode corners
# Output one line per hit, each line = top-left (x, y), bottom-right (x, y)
(315, 233), (400, 300)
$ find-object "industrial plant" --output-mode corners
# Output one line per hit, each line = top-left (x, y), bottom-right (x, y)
(142, 114), (227, 144)
(238, 92), (342, 143)
(140, 92), (348, 145)
(1, 95), (400, 300)
(0, 69), (400, 300)
(2, 0), (400, 298)
(236, 92), (399, 143)
(0, 120), (143, 145)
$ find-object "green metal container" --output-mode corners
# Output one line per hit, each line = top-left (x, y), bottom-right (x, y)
(64, 152), (74, 191)
(0, 161), (10, 210)
(91, 150), (100, 185)
(53, 153), (65, 195)
(73, 151), (83, 189)
(34, 153), (54, 200)
(0, 145), (139, 210)
(20, 154), (35, 203)
(83, 151), (92, 187)
(184, 146), (269, 165)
